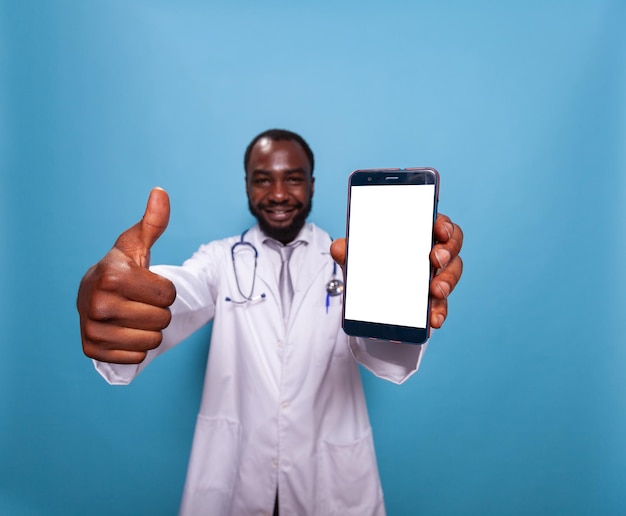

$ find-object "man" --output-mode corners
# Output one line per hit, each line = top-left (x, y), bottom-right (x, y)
(77, 129), (463, 515)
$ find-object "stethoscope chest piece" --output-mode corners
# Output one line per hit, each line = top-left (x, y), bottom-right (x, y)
(326, 278), (344, 297)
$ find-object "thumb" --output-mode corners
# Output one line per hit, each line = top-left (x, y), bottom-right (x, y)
(114, 187), (170, 268)
(330, 238), (346, 268)
(140, 187), (170, 250)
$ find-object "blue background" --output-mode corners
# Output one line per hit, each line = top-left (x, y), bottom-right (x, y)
(1, 1), (625, 514)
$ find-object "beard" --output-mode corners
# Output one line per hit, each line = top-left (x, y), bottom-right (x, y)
(248, 199), (313, 244)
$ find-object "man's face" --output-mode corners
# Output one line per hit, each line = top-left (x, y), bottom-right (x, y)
(246, 137), (315, 244)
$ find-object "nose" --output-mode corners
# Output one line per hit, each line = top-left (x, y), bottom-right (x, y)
(268, 179), (288, 202)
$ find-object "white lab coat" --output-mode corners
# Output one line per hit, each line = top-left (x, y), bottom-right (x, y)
(95, 223), (427, 515)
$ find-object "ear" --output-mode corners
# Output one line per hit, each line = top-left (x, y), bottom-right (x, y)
(310, 176), (315, 197)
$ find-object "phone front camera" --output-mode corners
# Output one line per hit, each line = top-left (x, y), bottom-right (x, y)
(368, 177), (372, 181)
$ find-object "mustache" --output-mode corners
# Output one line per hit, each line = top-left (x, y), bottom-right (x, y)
(248, 198), (313, 243)
(259, 199), (303, 209)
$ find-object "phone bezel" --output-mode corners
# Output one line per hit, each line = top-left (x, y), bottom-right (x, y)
(342, 168), (439, 345)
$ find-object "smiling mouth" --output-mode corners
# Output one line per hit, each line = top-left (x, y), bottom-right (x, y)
(264, 207), (296, 221)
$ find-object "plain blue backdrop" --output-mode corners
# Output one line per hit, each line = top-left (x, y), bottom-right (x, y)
(1, 1), (625, 514)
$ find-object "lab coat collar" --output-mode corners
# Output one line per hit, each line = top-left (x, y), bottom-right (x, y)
(245, 223), (332, 328)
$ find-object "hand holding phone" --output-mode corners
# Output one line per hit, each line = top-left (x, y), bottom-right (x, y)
(342, 168), (439, 344)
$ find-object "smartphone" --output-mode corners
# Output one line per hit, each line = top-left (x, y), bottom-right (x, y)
(342, 168), (439, 344)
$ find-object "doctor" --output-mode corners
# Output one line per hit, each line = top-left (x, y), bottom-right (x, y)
(77, 129), (463, 515)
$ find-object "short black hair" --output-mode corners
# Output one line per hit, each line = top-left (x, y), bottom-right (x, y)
(244, 128), (315, 175)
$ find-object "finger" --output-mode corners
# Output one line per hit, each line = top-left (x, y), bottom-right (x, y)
(431, 223), (463, 269)
(95, 250), (177, 307)
(85, 293), (172, 331)
(119, 269), (176, 307)
(114, 187), (171, 268)
(82, 322), (163, 357)
(82, 342), (148, 365)
(433, 213), (454, 243)
(430, 255), (464, 299)
(433, 214), (464, 247)
(330, 238), (346, 267)
(430, 297), (448, 329)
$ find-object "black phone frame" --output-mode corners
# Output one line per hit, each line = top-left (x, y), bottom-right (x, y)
(342, 168), (439, 345)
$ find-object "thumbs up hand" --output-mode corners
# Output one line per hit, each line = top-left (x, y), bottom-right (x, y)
(77, 188), (177, 364)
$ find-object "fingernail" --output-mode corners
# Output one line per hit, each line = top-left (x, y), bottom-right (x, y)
(435, 249), (451, 268)
(432, 314), (445, 327)
(444, 222), (453, 239)
(437, 282), (450, 298)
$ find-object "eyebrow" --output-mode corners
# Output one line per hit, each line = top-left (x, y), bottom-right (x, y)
(250, 168), (308, 176)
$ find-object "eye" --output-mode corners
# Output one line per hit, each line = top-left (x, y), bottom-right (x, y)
(253, 177), (270, 186)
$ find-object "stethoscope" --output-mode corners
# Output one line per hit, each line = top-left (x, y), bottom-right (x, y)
(225, 230), (344, 312)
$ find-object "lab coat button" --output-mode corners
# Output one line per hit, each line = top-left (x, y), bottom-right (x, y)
(277, 340), (284, 348)
(272, 458), (278, 467)
(281, 401), (289, 410)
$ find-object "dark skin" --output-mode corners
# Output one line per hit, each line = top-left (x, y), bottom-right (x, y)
(246, 137), (315, 245)
(77, 138), (463, 364)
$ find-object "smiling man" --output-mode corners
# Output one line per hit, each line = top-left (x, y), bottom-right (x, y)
(77, 128), (463, 515)
(245, 130), (315, 244)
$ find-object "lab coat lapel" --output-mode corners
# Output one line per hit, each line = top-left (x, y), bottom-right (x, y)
(290, 226), (331, 325)
(247, 226), (282, 315)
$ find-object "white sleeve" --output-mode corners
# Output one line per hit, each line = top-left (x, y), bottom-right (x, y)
(348, 335), (431, 385)
(93, 245), (221, 385)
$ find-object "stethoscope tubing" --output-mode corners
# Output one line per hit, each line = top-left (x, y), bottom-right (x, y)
(225, 229), (343, 306)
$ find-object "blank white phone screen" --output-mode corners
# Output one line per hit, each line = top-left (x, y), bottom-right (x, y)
(344, 183), (435, 328)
